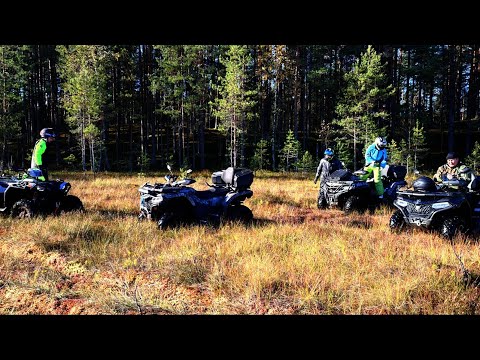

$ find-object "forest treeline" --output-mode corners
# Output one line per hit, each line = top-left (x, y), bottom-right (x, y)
(1, 44), (479, 174)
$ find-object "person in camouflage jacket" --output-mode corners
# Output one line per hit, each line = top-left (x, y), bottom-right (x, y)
(433, 151), (474, 183)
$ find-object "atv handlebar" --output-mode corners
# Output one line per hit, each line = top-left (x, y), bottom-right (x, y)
(437, 178), (468, 189)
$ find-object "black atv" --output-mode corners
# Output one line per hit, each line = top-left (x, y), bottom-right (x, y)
(0, 169), (84, 218)
(139, 165), (254, 229)
(322, 164), (407, 213)
(389, 173), (480, 240)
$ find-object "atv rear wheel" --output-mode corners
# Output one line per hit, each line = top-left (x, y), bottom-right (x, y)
(11, 199), (35, 219)
(389, 210), (406, 234)
(439, 216), (467, 241)
(226, 205), (253, 224)
(60, 195), (84, 214)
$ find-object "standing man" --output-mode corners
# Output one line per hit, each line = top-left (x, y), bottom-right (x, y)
(314, 148), (344, 209)
(359, 137), (388, 200)
(31, 128), (56, 181)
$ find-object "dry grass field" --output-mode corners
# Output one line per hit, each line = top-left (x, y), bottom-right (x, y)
(1, 170), (480, 315)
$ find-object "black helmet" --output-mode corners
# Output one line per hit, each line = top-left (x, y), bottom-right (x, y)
(413, 176), (437, 192)
(40, 128), (56, 138)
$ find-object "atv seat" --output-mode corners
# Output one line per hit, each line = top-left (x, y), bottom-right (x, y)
(194, 187), (229, 199)
(329, 169), (353, 181)
(221, 167), (235, 185)
(386, 165), (407, 180)
(221, 167), (254, 190)
(353, 169), (368, 176)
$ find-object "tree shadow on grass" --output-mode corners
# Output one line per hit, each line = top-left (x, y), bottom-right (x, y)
(250, 217), (277, 227)
(252, 194), (301, 208)
(344, 219), (372, 229)
(463, 270), (480, 288)
(94, 209), (139, 220)
(38, 224), (118, 254)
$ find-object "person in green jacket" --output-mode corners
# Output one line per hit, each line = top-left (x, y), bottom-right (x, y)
(31, 128), (56, 181)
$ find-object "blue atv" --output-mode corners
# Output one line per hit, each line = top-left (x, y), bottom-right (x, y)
(0, 168), (83, 218)
(138, 165), (254, 229)
(322, 164), (407, 214)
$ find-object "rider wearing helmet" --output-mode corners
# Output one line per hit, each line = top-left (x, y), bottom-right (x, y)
(314, 147), (344, 209)
(359, 136), (388, 198)
(30, 127), (56, 181)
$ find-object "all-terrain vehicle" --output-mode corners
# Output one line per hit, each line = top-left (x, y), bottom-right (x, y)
(0, 168), (84, 218)
(322, 164), (407, 213)
(389, 172), (480, 240)
(138, 165), (254, 229)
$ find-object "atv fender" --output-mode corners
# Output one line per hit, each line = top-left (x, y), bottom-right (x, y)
(223, 190), (253, 209)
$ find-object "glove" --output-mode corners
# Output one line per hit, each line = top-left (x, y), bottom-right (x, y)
(380, 160), (387, 168)
(313, 177), (318, 184)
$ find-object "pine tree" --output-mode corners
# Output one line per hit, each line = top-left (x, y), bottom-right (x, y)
(0, 46), (25, 170)
(250, 139), (270, 171)
(335, 45), (395, 170)
(465, 141), (480, 173)
(57, 45), (107, 172)
(411, 119), (428, 171)
(334, 138), (353, 170)
(280, 129), (301, 171)
(388, 139), (402, 165)
(297, 150), (315, 173)
(211, 45), (256, 167)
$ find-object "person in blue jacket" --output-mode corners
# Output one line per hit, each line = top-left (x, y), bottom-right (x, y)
(359, 137), (388, 199)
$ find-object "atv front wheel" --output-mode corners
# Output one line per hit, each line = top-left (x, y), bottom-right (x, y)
(439, 216), (467, 241)
(11, 199), (35, 219)
(343, 195), (363, 214)
(317, 196), (327, 209)
(389, 210), (406, 234)
(138, 209), (148, 221)
(157, 213), (174, 230)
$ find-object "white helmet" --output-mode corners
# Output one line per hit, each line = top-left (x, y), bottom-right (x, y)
(375, 136), (387, 149)
(40, 128), (56, 138)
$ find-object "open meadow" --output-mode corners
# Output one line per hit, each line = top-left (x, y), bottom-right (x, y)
(1, 170), (480, 315)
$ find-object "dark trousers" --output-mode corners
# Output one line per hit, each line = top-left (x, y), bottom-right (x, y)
(317, 180), (327, 208)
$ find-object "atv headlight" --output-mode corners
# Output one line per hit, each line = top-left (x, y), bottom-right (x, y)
(349, 183), (360, 190)
(432, 202), (451, 209)
(395, 199), (409, 207)
(151, 195), (163, 205)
